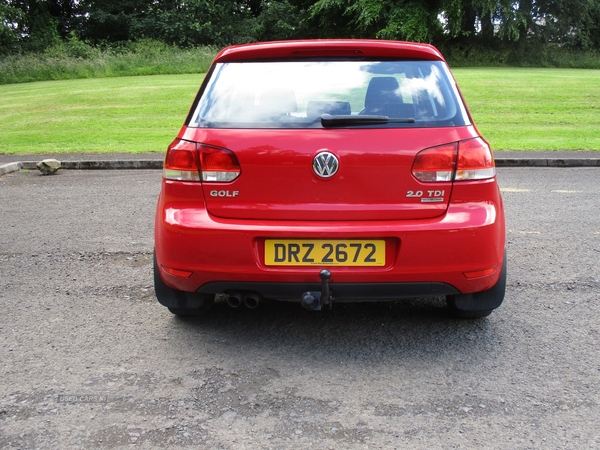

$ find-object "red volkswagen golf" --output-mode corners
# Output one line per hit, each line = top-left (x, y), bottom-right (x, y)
(154, 40), (506, 318)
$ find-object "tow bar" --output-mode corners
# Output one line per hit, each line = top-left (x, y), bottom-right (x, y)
(300, 269), (334, 311)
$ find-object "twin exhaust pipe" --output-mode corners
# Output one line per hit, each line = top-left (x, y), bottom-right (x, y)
(226, 291), (260, 309)
(225, 270), (333, 311)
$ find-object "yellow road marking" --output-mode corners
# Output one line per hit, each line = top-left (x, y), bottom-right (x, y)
(551, 190), (583, 194)
(508, 230), (541, 235)
(501, 188), (531, 193)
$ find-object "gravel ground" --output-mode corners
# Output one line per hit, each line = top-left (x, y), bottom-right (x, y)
(1, 168), (599, 449)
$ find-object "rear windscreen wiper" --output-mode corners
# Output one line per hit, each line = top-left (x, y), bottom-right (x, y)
(321, 113), (414, 127)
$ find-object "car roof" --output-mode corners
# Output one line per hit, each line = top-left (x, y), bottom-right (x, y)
(214, 39), (445, 63)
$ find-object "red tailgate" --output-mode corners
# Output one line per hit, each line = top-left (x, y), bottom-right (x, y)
(180, 127), (477, 221)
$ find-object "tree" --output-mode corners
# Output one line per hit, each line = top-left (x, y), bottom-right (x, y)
(0, 1), (23, 53)
(0, 0), (79, 52)
(309, 0), (445, 42)
(253, 0), (303, 41)
(77, 0), (151, 43)
(144, 0), (255, 47)
(532, 0), (600, 49)
(3, 0), (600, 54)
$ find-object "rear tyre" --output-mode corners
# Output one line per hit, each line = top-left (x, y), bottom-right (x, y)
(447, 252), (507, 319)
(154, 254), (214, 316)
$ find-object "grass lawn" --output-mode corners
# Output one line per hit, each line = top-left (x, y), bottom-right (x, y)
(0, 68), (599, 154)
(453, 67), (600, 151)
(0, 75), (203, 154)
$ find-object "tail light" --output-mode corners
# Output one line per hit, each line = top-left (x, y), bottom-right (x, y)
(455, 137), (496, 181)
(200, 146), (241, 182)
(412, 138), (495, 182)
(411, 143), (457, 182)
(163, 139), (241, 182)
(164, 139), (200, 181)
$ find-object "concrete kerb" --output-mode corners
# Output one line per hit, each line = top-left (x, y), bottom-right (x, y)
(0, 159), (163, 176)
(20, 160), (164, 170)
(1, 156), (600, 177)
(0, 162), (22, 176)
(495, 158), (600, 167)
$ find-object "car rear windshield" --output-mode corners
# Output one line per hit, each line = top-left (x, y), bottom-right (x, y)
(189, 60), (471, 129)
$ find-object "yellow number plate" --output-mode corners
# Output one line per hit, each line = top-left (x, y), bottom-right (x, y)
(265, 239), (385, 266)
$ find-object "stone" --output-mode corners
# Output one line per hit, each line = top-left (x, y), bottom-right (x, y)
(37, 159), (61, 175)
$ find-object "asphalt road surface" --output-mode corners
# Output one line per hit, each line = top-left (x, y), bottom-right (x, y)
(1, 168), (599, 449)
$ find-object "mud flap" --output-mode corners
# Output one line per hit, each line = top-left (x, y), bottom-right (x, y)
(447, 252), (507, 317)
(153, 254), (212, 310)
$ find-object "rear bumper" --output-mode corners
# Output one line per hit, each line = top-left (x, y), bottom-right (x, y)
(155, 178), (505, 298)
(197, 281), (459, 300)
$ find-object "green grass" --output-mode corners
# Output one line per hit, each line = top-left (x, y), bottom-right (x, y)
(453, 68), (600, 151)
(0, 68), (599, 154)
(0, 75), (204, 154)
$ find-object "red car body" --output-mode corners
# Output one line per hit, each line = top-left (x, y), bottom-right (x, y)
(154, 40), (506, 317)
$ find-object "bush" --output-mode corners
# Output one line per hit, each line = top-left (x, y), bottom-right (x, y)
(3, 37), (600, 85)
(442, 39), (600, 69)
(0, 40), (219, 85)
(44, 33), (102, 60)
(543, 46), (600, 69)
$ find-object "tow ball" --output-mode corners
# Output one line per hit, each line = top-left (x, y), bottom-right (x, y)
(300, 269), (333, 311)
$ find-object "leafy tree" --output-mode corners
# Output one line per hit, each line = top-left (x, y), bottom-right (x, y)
(0, 1), (23, 53)
(1, 0), (79, 52)
(377, 1), (444, 42)
(145, 0), (255, 47)
(253, 0), (303, 41)
(533, 0), (600, 49)
(3, 0), (600, 55)
(78, 0), (150, 43)
(309, 0), (445, 42)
